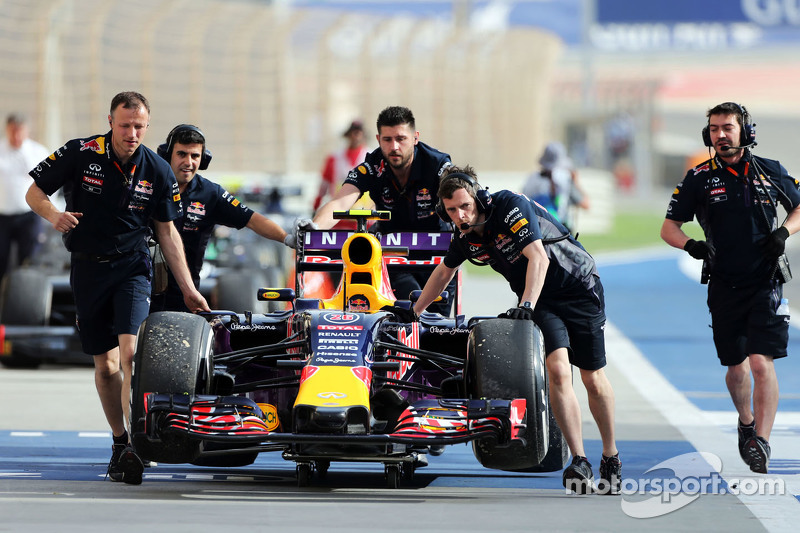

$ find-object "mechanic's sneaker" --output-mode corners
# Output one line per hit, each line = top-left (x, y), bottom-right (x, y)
(562, 455), (595, 494)
(737, 419), (756, 465)
(598, 454), (621, 495)
(106, 443), (126, 482)
(744, 436), (771, 474)
(111, 446), (144, 485)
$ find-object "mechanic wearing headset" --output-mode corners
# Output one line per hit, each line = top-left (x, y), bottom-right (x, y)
(25, 92), (209, 485)
(413, 165), (620, 495)
(289, 106), (456, 316)
(661, 102), (800, 474)
(150, 124), (289, 312)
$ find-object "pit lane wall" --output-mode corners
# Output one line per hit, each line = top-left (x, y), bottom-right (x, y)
(0, 0), (561, 175)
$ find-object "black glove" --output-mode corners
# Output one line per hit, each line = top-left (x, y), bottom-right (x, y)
(498, 306), (535, 321)
(763, 227), (790, 258)
(683, 239), (715, 261)
(381, 305), (418, 323)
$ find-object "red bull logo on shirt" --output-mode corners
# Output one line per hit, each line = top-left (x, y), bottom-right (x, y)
(79, 138), (105, 153)
(135, 180), (153, 195)
(187, 202), (206, 216)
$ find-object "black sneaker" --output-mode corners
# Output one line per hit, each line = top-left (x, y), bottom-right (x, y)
(737, 419), (756, 465)
(744, 436), (771, 474)
(598, 454), (621, 495)
(562, 456), (594, 494)
(106, 443), (126, 482)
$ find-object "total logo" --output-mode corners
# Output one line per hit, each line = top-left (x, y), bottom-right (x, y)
(322, 313), (359, 324)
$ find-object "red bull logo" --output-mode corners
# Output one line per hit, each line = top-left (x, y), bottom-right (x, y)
(135, 180), (153, 194)
(387, 323), (419, 381)
(348, 295), (369, 312)
(79, 138), (104, 153)
(693, 162), (710, 175)
(187, 202), (206, 215)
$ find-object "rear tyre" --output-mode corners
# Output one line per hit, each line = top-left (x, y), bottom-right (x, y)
(0, 269), (52, 326)
(0, 269), (52, 368)
(469, 318), (548, 471)
(130, 312), (212, 463)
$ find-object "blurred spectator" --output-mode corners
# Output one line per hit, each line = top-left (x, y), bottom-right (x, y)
(0, 113), (49, 282)
(605, 112), (636, 191)
(522, 141), (589, 232)
(313, 119), (372, 213)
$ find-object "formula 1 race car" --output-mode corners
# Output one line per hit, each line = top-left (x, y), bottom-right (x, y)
(130, 210), (567, 487)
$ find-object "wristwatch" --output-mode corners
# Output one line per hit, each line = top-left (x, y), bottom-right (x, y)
(520, 301), (532, 309)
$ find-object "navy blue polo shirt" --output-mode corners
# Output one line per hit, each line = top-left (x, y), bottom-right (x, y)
(173, 174), (254, 284)
(444, 190), (598, 299)
(343, 141), (451, 233)
(29, 131), (181, 255)
(666, 154), (800, 286)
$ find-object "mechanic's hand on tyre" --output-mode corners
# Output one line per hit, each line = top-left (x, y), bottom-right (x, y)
(381, 305), (418, 323)
(284, 218), (320, 249)
(683, 239), (715, 261)
(498, 306), (535, 321)
(763, 226), (790, 258)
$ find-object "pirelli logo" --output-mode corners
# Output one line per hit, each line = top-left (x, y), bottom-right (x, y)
(511, 218), (528, 233)
(173, 193), (181, 202)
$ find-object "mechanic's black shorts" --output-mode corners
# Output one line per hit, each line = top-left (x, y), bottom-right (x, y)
(708, 280), (788, 366)
(532, 279), (607, 371)
(70, 251), (152, 356)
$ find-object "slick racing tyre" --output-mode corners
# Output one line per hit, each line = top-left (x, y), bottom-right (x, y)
(131, 312), (212, 463)
(0, 269), (52, 368)
(0, 269), (52, 326)
(468, 318), (548, 471)
(523, 373), (570, 472)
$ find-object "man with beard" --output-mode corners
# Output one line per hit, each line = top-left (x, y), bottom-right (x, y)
(290, 106), (454, 315)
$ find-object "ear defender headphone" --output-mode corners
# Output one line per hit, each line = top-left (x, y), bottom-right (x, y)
(157, 124), (213, 170)
(702, 102), (756, 148)
(435, 172), (492, 223)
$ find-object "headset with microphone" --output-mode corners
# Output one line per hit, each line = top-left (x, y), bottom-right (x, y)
(435, 172), (492, 230)
(157, 124), (213, 170)
(702, 102), (757, 150)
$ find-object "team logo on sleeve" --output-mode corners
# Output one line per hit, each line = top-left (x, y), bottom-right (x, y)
(692, 162), (710, 175)
(510, 218), (528, 233)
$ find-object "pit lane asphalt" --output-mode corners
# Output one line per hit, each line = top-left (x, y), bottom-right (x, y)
(1, 245), (799, 532)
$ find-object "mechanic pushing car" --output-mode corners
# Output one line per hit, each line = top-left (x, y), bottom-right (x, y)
(661, 102), (800, 474)
(412, 165), (621, 495)
(149, 124), (289, 312)
(286, 106), (456, 316)
(25, 92), (210, 485)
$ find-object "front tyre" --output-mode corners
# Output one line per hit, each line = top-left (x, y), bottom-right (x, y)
(469, 318), (548, 471)
(130, 312), (212, 463)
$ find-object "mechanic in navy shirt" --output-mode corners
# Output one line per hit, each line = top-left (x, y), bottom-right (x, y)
(25, 92), (209, 485)
(307, 106), (454, 314)
(661, 102), (800, 474)
(150, 124), (289, 312)
(413, 165), (620, 494)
